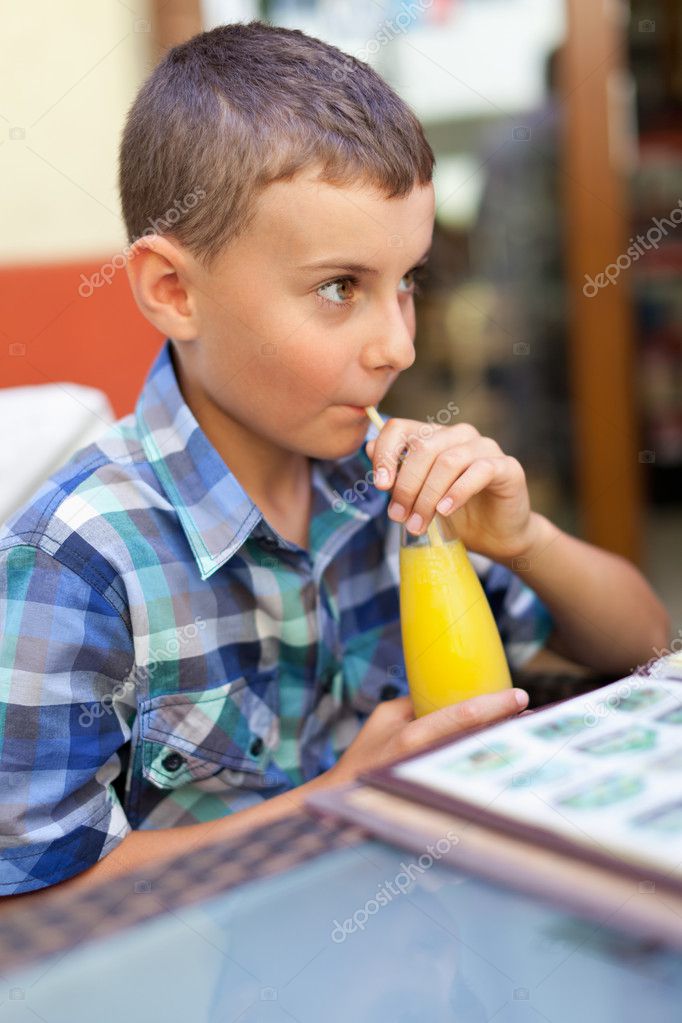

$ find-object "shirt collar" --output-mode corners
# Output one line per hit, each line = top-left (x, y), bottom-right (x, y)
(136, 341), (386, 579)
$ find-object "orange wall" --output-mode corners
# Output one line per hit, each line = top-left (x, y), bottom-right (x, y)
(0, 260), (164, 418)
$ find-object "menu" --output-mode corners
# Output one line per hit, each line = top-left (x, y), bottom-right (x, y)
(389, 655), (682, 876)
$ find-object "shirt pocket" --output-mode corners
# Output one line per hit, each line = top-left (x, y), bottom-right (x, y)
(138, 667), (280, 791)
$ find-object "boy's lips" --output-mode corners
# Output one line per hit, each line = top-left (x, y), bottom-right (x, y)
(338, 401), (385, 416)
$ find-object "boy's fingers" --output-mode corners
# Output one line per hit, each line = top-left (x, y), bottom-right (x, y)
(370, 422), (483, 491)
(429, 458), (500, 519)
(370, 431), (403, 490)
(407, 440), (503, 527)
(390, 437), (501, 529)
(370, 419), (425, 490)
(407, 688), (529, 747)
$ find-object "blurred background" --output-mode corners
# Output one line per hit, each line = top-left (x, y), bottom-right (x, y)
(1, 0), (680, 639)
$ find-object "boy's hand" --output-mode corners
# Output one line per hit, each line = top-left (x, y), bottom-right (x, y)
(328, 688), (530, 785)
(366, 419), (538, 561)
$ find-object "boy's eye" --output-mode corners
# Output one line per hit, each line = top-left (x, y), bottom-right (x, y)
(402, 264), (429, 296)
(317, 277), (356, 306)
(398, 268), (418, 293)
(315, 265), (428, 310)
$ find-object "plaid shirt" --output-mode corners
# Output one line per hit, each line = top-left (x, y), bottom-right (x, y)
(0, 341), (553, 894)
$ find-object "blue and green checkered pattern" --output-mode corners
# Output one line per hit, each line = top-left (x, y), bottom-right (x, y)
(0, 341), (554, 893)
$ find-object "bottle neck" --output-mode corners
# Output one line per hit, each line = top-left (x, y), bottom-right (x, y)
(400, 516), (460, 549)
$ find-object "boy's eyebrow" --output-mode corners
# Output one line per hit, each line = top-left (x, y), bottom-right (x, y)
(297, 246), (431, 276)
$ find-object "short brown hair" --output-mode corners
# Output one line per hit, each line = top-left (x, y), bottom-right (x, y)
(118, 20), (434, 270)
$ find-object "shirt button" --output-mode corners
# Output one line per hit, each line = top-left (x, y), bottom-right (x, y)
(380, 683), (401, 701)
(250, 737), (264, 757)
(162, 751), (184, 772)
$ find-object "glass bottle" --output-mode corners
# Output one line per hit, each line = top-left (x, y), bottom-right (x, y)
(399, 515), (512, 718)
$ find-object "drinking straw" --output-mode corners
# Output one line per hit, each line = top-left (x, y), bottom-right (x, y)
(365, 406), (444, 546)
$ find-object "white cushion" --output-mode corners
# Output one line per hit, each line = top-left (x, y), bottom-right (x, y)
(0, 383), (114, 526)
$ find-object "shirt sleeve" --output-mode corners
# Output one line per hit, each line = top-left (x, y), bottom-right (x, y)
(0, 544), (135, 895)
(470, 552), (555, 669)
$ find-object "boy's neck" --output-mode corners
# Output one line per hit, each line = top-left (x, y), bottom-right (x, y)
(172, 349), (312, 544)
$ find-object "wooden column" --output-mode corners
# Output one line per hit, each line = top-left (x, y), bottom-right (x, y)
(562, 0), (643, 563)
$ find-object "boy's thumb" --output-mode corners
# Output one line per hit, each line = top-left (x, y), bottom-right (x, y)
(375, 694), (413, 721)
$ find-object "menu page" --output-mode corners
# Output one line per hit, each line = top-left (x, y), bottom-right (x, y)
(393, 655), (682, 875)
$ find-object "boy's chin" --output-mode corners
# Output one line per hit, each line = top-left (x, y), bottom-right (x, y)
(307, 421), (369, 461)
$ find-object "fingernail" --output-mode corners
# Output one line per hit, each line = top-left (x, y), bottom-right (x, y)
(436, 497), (454, 514)
(513, 689), (529, 709)
(406, 513), (423, 533)
(375, 467), (390, 487)
(388, 502), (406, 521)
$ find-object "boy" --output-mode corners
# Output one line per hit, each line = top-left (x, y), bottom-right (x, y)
(0, 21), (669, 901)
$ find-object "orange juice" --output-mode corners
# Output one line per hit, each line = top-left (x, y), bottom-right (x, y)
(399, 530), (512, 717)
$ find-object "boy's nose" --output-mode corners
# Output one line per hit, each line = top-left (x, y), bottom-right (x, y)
(364, 305), (416, 373)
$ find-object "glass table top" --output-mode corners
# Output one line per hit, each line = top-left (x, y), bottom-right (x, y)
(3, 837), (681, 1023)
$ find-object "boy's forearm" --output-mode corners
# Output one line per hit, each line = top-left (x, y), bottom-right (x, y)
(501, 513), (671, 675)
(0, 767), (339, 913)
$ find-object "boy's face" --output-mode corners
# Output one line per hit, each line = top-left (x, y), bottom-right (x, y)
(181, 167), (435, 460)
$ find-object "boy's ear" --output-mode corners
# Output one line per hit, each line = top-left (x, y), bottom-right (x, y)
(124, 233), (199, 341)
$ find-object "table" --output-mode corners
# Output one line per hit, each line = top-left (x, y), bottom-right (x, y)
(1, 811), (681, 1023)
